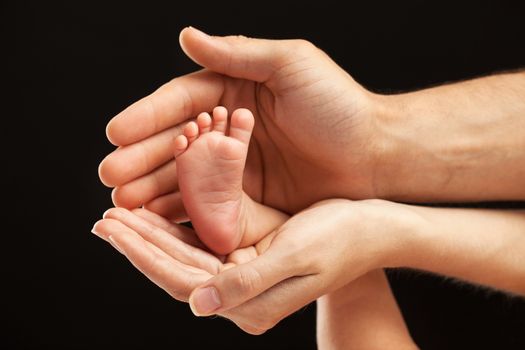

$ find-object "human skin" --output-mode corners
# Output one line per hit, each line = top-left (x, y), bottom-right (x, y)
(159, 104), (416, 346)
(92, 200), (525, 335)
(98, 27), (525, 218)
(92, 206), (417, 348)
(99, 27), (377, 218)
(374, 71), (525, 201)
(317, 270), (418, 350)
(174, 106), (288, 255)
(96, 27), (525, 339)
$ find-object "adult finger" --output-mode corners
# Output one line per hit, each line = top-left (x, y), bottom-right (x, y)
(106, 70), (225, 146)
(225, 271), (395, 335)
(220, 273), (321, 335)
(111, 159), (178, 208)
(180, 27), (307, 84)
(92, 218), (211, 302)
(131, 208), (201, 248)
(143, 191), (188, 222)
(187, 247), (299, 316)
(99, 125), (180, 188)
(103, 208), (221, 275)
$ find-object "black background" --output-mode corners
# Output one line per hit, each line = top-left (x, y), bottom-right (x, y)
(5, 1), (525, 349)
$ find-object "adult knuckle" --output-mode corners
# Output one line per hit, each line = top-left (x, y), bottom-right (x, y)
(225, 35), (250, 56)
(292, 39), (318, 54)
(150, 170), (165, 199)
(224, 34), (250, 49)
(165, 83), (193, 124)
(231, 266), (262, 296)
(243, 306), (278, 331)
(241, 323), (267, 335)
(166, 289), (185, 302)
(254, 316), (277, 332)
(138, 220), (156, 238)
(141, 250), (161, 274)
(275, 236), (310, 271)
(226, 314), (266, 335)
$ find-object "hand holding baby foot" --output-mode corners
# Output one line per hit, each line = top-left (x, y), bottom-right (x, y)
(174, 106), (287, 255)
(100, 27), (379, 217)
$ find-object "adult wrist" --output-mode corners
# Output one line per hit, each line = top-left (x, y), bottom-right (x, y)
(355, 200), (430, 270)
(365, 93), (409, 200)
(368, 92), (459, 202)
(367, 86), (524, 202)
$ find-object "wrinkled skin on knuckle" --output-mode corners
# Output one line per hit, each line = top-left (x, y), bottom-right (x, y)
(269, 225), (321, 274)
(281, 238), (313, 272)
(294, 39), (327, 61)
(292, 38), (317, 52)
(273, 38), (318, 69)
(223, 34), (250, 50)
(230, 266), (263, 297)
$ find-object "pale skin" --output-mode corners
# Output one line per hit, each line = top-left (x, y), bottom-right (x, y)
(92, 204), (419, 349)
(317, 270), (418, 350)
(167, 104), (417, 347)
(92, 200), (525, 336)
(95, 27), (525, 340)
(173, 106), (287, 254)
(99, 27), (525, 220)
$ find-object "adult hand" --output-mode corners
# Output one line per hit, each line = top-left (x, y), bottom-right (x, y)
(99, 27), (382, 217)
(92, 199), (525, 334)
(91, 199), (414, 334)
(99, 28), (525, 211)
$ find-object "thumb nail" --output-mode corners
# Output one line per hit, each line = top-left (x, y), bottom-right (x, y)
(186, 26), (208, 37)
(189, 287), (221, 316)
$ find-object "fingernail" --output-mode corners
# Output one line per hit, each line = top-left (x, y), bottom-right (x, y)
(189, 287), (221, 316)
(187, 26), (208, 37)
(103, 207), (119, 219)
(91, 224), (101, 237)
(108, 235), (124, 255)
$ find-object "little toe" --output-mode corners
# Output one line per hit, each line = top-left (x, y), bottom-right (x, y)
(197, 112), (212, 134)
(173, 135), (189, 157)
(184, 121), (199, 144)
(212, 106), (228, 134)
(229, 108), (255, 145)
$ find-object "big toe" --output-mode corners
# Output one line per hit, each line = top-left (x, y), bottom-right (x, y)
(229, 108), (255, 145)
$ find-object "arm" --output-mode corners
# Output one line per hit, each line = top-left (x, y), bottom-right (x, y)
(398, 204), (525, 294)
(92, 200), (525, 335)
(317, 270), (417, 350)
(92, 204), (414, 339)
(185, 199), (525, 326)
(99, 30), (525, 215)
(373, 71), (525, 201)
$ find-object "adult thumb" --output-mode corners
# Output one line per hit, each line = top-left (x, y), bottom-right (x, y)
(179, 26), (305, 83)
(188, 249), (294, 316)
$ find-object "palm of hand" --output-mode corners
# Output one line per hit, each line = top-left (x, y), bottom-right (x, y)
(96, 199), (377, 333)
(100, 34), (379, 216)
(220, 47), (375, 212)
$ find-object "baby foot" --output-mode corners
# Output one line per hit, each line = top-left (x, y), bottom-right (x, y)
(174, 106), (255, 255)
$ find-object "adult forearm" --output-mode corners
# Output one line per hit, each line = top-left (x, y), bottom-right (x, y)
(396, 206), (525, 295)
(372, 72), (525, 202)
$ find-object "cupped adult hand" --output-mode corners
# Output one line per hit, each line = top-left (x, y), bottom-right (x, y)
(92, 199), (416, 334)
(98, 27), (384, 218)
